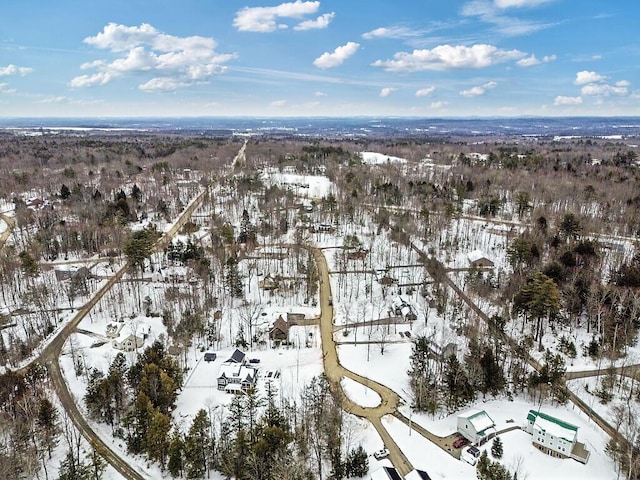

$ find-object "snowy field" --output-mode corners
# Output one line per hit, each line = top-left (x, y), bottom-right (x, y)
(359, 151), (408, 165)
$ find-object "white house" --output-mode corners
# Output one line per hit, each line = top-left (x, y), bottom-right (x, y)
(457, 409), (496, 444)
(525, 410), (590, 463)
(405, 469), (432, 480)
(113, 324), (146, 352)
(216, 349), (258, 393)
(369, 466), (402, 480)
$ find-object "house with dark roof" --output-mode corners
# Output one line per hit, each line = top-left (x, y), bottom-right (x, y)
(227, 348), (247, 364)
(269, 315), (290, 341)
(467, 250), (494, 269)
(525, 410), (590, 464)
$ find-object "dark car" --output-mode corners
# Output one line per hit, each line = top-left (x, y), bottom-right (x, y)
(453, 437), (469, 449)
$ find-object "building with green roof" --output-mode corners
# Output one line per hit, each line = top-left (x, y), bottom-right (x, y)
(525, 409), (590, 464)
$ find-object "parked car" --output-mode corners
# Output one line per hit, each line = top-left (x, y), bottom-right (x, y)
(453, 436), (469, 449)
(373, 448), (390, 460)
(461, 446), (481, 465)
(204, 352), (217, 362)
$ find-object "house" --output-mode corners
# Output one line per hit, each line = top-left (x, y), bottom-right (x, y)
(105, 321), (124, 339)
(391, 296), (416, 321)
(378, 273), (398, 286)
(259, 274), (278, 291)
(405, 470), (432, 480)
(269, 315), (290, 341)
(113, 325), (145, 352)
(467, 250), (495, 269)
(54, 265), (91, 282)
(370, 466), (402, 480)
(457, 409), (496, 444)
(216, 349), (257, 393)
(227, 348), (248, 364)
(347, 248), (369, 261)
(525, 410), (590, 463)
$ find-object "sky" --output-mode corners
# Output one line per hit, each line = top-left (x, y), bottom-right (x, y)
(1, 0), (639, 117)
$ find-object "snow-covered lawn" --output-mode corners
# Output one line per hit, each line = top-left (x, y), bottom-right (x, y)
(341, 377), (382, 408)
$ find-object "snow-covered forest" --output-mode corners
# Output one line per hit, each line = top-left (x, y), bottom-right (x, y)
(1, 131), (639, 480)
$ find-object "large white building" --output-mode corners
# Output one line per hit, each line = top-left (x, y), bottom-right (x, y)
(524, 410), (590, 464)
(457, 409), (496, 444)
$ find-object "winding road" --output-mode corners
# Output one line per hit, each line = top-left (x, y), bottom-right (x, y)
(0, 211), (15, 248)
(18, 187), (210, 480)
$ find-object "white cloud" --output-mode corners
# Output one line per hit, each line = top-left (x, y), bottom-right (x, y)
(517, 55), (540, 67)
(460, 81), (497, 97)
(494, 0), (553, 8)
(69, 72), (114, 88)
(362, 26), (421, 41)
(462, 1), (557, 36)
(0, 64), (34, 76)
(270, 100), (287, 108)
(294, 12), (335, 31)
(616, 80), (631, 87)
(139, 78), (189, 92)
(517, 53), (555, 67)
(313, 42), (360, 69)
(0, 83), (17, 94)
(380, 87), (397, 97)
(372, 44), (524, 72)
(581, 83), (629, 97)
(554, 95), (582, 105)
(416, 86), (436, 97)
(314, 91), (327, 96)
(71, 23), (235, 91)
(234, 1), (321, 32)
(574, 70), (607, 85)
(431, 101), (448, 109)
(39, 96), (71, 104)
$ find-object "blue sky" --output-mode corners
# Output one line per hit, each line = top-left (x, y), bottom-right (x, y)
(1, 0), (638, 117)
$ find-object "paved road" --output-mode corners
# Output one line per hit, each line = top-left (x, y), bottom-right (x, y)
(28, 186), (209, 480)
(0, 211), (15, 248)
(312, 247), (416, 476)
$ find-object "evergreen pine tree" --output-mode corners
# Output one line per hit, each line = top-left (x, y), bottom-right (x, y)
(491, 436), (503, 459)
(184, 409), (211, 479)
(167, 429), (185, 478)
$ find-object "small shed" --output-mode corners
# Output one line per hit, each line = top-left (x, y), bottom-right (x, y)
(204, 352), (217, 362)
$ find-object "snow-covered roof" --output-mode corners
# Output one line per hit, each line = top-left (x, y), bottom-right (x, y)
(114, 324), (144, 342)
(370, 466), (402, 480)
(459, 409), (495, 434)
(218, 363), (255, 383)
(405, 470), (432, 480)
(528, 410), (578, 443)
(467, 249), (489, 263)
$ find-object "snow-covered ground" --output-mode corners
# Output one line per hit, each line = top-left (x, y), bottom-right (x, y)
(359, 151), (408, 165)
